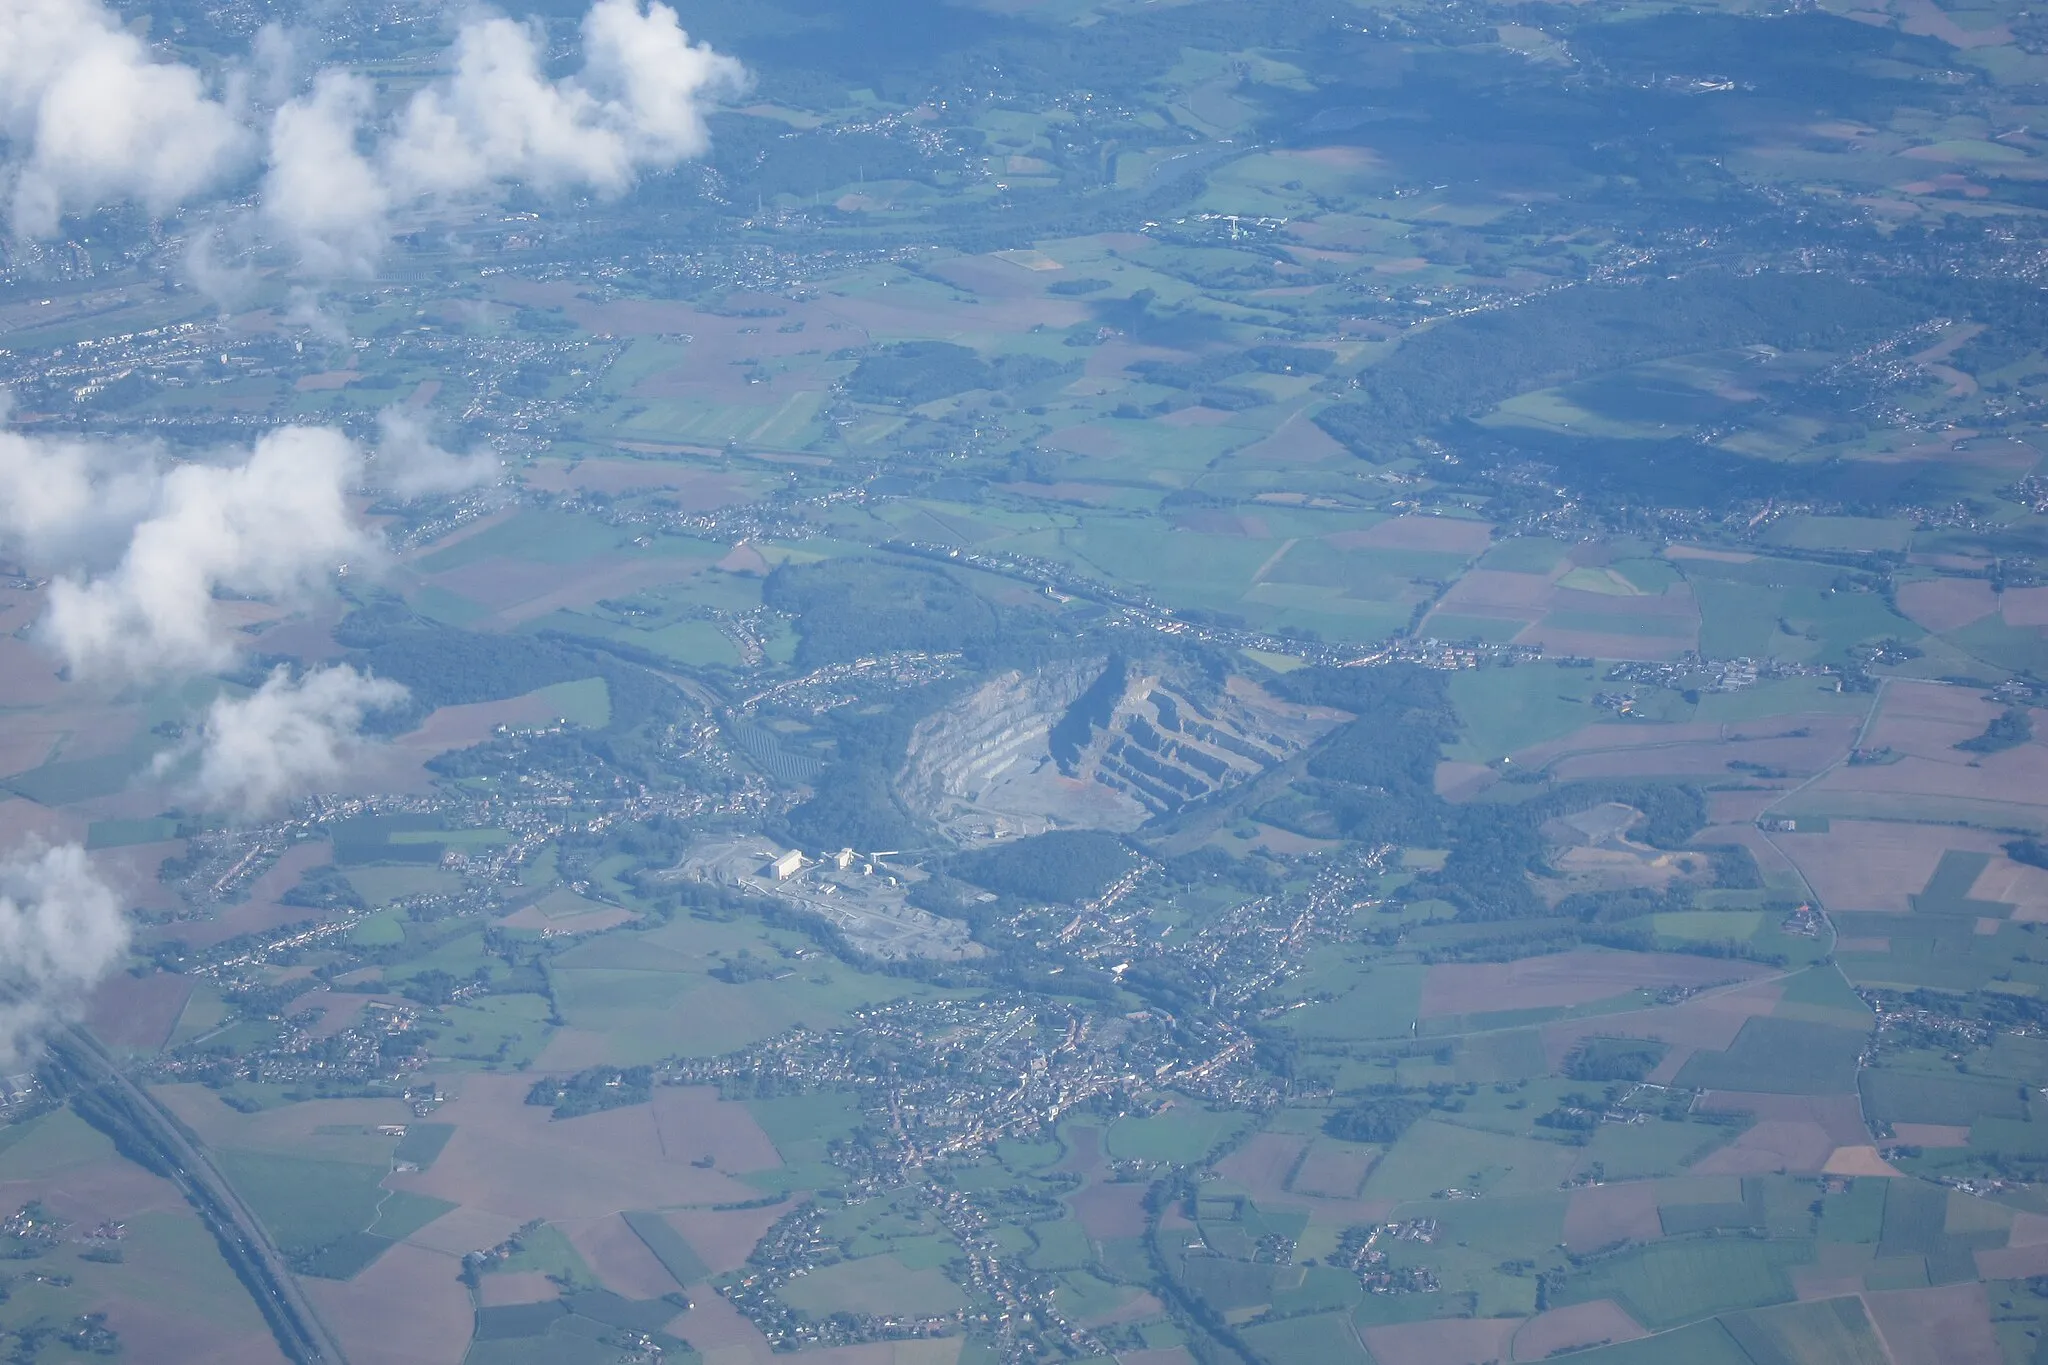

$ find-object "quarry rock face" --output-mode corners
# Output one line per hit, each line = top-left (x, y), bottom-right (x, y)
(897, 658), (1111, 841)
(897, 656), (1342, 843)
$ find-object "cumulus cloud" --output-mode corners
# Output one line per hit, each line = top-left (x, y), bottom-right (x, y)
(247, 20), (305, 110)
(181, 225), (260, 312)
(263, 0), (745, 273)
(3, 0), (740, 278)
(0, 841), (127, 1063)
(180, 665), (408, 817)
(0, 399), (163, 568)
(0, 0), (251, 236)
(40, 424), (376, 681)
(260, 70), (390, 277)
(579, 0), (747, 166)
(0, 408), (409, 812)
(371, 406), (498, 498)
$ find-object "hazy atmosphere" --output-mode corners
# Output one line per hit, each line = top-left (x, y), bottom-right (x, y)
(4, 0), (2048, 1362)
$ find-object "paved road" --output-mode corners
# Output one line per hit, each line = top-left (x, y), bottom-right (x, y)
(51, 1028), (347, 1364)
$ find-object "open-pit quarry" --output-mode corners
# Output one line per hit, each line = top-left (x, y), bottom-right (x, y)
(895, 655), (1344, 843)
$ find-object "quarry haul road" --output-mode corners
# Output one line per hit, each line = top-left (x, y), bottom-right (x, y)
(50, 1027), (347, 1364)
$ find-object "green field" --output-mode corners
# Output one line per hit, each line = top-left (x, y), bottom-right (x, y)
(1946, 613), (2048, 675)
(33, 1209), (291, 1344)
(5, 751), (152, 805)
(623, 1210), (709, 1287)
(339, 864), (466, 905)
(533, 677), (612, 727)
(1267, 1264), (1363, 1317)
(747, 1092), (868, 1148)
(469, 1287), (691, 1365)
(440, 992), (556, 1067)
(1552, 1238), (1803, 1329)
(1673, 1018), (1866, 1094)
(84, 817), (182, 848)
(1363, 1120), (1580, 1200)
(494, 1222), (597, 1286)
(1692, 676), (1873, 725)
(1566, 1318), (1759, 1365)
(1105, 1105), (1251, 1163)
(1180, 1255), (1282, 1312)
(1423, 612), (1529, 644)
(410, 584), (491, 625)
(0, 1109), (118, 1180)
(527, 609), (743, 668)
(545, 916), (947, 1062)
(1241, 1311), (1374, 1365)
(1479, 538), (1571, 573)
(1876, 1180), (1947, 1259)
(1910, 851), (2003, 917)
(1576, 1116), (1731, 1181)
(1764, 515), (1914, 553)
(1726, 1292), (1891, 1364)
(1452, 1029), (1552, 1084)
(1267, 962), (1425, 1042)
(350, 910), (406, 947)
(646, 619), (745, 665)
(394, 1123), (455, 1169)
(214, 1150), (390, 1258)
(416, 509), (632, 570)
(1819, 1179), (1887, 1243)
(1774, 966), (1872, 1020)
(1026, 1219), (1094, 1271)
(776, 1253), (967, 1316)
(1686, 559), (1921, 666)
(1446, 663), (1602, 762)
(1653, 910), (1764, 942)
(1860, 1069), (2028, 1127)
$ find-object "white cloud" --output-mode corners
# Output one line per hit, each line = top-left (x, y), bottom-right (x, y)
(3, 0), (741, 274)
(0, 398), (163, 569)
(264, 0), (745, 273)
(371, 407), (498, 498)
(0, 841), (127, 1063)
(0, 410), (407, 809)
(39, 424), (376, 680)
(579, 0), (745, 166)
(182, 664), (409, 817)
(180, 220), (261, 312)
(381, 11), (640, 201)
(260, 69), (389, 278)
(247, 20), (304, 109)
(0, 0), (251, 236)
